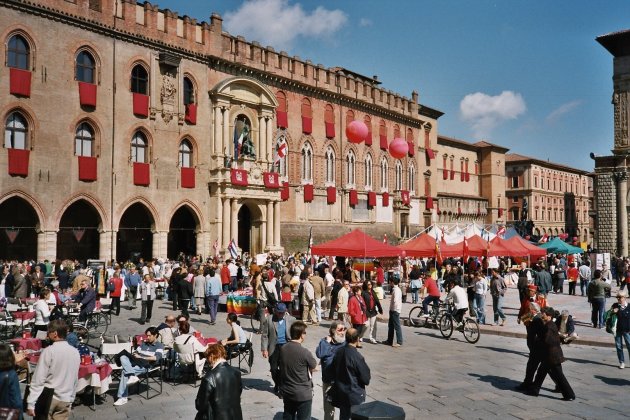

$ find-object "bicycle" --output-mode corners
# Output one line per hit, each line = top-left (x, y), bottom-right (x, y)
(407, 299), (448, 328)
(438, 305), (480, 344)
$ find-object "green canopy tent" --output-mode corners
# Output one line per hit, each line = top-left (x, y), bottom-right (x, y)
(539, 237), (584, 254)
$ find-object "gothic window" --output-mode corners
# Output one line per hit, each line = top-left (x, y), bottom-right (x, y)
(183, 77), (195, 105)
(4, 112), (28, 149)
(76, 50), (95, 83)
(346, 150), (356, 185)
(75, 122), (94, 156)
(395, 161), (402, 190)
(131, 64), (148, 94)
(380, 158), (389, 190)
(365, 153), (373, 189)
(408, 163), (415, 193)
(179, 139), (192, 167)
(131, 131), (148, 163)
(301, 142), (313, 181)
(325, 146), (335, 184)
(7, 34), (29, 70)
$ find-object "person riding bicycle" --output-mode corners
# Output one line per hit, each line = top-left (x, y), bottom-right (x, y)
(73, 278), (96, 322)
(446, 279), (469, 324)
(421, 272), (441, 315)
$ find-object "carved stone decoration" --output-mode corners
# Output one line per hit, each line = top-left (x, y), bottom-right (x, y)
(613, 90), (629, 149)
(250, 163), (262, 181)
(160, 72), (177, 124)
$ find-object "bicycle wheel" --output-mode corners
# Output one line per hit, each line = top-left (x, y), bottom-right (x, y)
(407, 306), (425, 327)
(250, 305), (262, 333)
(95, 313), (108, 335)
(462, 318), (480, 344)
(439, 313), (453, 339)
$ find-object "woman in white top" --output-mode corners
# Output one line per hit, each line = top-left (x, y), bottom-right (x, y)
(33, 288), (52, 333)
(221, 312), (247, 359)
(173, 320), (208, 377)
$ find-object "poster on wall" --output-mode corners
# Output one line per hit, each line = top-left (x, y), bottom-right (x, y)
(589, 253), (610, 271)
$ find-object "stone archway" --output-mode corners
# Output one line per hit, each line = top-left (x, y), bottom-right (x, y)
(57, 200), (101, 261)
(0, 196), (39, 260)
(237, 202), (263, 255)
(168, 206), (199, 259)
(117, 203), (155, 262)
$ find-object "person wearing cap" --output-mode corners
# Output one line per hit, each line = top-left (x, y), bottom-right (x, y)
(518, 284), (546, 325)
(611, 290), (630, 369)
(260, 302), (294, 394)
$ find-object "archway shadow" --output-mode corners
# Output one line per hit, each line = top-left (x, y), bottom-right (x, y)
(594, 375), (630, 386)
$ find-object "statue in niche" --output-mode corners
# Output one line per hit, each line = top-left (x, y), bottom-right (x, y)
(521, 198), (528, 221)
(160, 72), (177, 124)
(234, 115), (256, 159)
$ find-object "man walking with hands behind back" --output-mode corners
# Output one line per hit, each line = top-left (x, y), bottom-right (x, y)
(261, 303), (294, 395)
(383, 277), (403, 348)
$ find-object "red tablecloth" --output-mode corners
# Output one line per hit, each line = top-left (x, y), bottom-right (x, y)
(200, 337), (218, 346)
(10, 337), (42, 351)
(11, 311), (35, 321)
(28, 355), (112, 381)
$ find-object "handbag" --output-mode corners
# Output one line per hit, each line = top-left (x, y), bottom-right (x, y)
(107, 280), (115, 293)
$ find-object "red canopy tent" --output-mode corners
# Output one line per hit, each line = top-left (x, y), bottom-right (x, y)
(440, 235), (513, 258)
(399, 233), (437, 257)
(310, 229), (402, 257)
(505, 235), (547, 258)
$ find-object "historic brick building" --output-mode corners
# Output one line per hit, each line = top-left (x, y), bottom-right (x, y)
(505, 154), (593, 244)
(0, 0), (449, 261)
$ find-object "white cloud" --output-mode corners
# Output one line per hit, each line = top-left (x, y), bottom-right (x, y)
(546, 100), (582, 124)
(459, 91), (527, 138)
(223, 0), (347, 51)
(359, 18), (372, 27)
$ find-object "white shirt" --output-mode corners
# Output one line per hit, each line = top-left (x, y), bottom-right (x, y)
(325, 273), (335, 287)
(448, 285), (469, 310)
(34, 299), (50, 325)
(228, 263), (238, 277)
(390, 285), (402, 313)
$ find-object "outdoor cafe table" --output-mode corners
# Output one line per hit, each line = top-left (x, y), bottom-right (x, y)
(10, 310), (35, 332)
(135, 335), (218, 347)
(10, 337), (42, 351)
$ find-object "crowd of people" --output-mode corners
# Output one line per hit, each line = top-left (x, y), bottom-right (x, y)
(1, 249), (630, 418)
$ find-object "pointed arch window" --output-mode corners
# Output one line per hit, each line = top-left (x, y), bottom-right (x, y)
(408, 163), (415, 194)
(131, 64), (148, 94)
(131, 131), (148, 163)
(301, 142), (313, 182)
(276, 91), (288, 128)
(179, 139), (193, 168)
(365, 153), (373, 189)
(395, 161), (403, 191)
(346, 150), (356, 185)
(325, 146), (335, 184)
(4, 112), (28, 149)
(76, 51), (96, 83)
(380, 158), (389, 190)
(75, 122), (94, 156)
(7, 34), (30, 70)
(277, 134), (289, 177)
(301, 98), (313, 134)
(324, 104), (335, 139)
(364, 115), (373, 146)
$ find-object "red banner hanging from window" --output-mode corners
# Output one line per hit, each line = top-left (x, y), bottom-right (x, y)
(365, 130), (373, 146)
(133, 162), (150, 186)
(368, 191), (377, 207)
(7, 149), (30, 177)
(78, 82), (97, 107)
(465, 172), (470, 182)
(325, 122), (335, 139)
(263, 172), (280, 189)
(498, 207), (504, 218)
(185, 103), (197, 125)
(425, 148), (435, 159)
(303, 184), (314, 202)
(10, 68), (31, 97)
(401, 190), (410, 205)
(132, 93), (149, 117)
(349, 189), (358, 207)
(302, 116), (312, 134)
(379, 135), (388, 151)
(426, 196), (434, 210)
(281, 181), (290, 201)
(407, 141), (415, 157)
(277, 111), (288, 128)
(78, 156), (97, 181)
(382, 192), (389, 207)
(181, 167), (195, 188)
(230, 169), (248, 186)
(327, 186), (336, 204)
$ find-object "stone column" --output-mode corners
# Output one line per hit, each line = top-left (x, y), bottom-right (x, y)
(230, 198), (238, 245)
(617, 171), (629, 256)
(110, 231), (118, 262)
(214, 106), (222, 155)
(37, 231), (56, 262)
(222, 108), (231, 157)
(196, 231), (207, 259)
(216, 197), (223, 250)
(258, 115), (265, 162)
(99, 230), (111, 261)
(274, 201), (281, 247)
(266, 117), (273, 162)
(266, 201), (274, 248)
(152, 231), (161, 259)
(222, 198), (230, 248)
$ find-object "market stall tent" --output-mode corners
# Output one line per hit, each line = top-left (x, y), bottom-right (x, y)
(311, 229), (402, 257)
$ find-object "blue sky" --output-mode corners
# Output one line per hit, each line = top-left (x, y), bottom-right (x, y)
(157, 0), (630, 171)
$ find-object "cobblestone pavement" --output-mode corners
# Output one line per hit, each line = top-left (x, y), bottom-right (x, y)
(68, 293), (629, 420)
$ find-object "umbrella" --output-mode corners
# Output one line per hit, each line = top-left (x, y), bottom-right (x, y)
(310, 229), (402, 258)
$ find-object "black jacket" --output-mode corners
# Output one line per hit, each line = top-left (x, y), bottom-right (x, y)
(362, 290), (382, 317)
(178, 278), (193, 300)
(195, 361), (243, 420)
(328, 344), (371, 407)
(555, 315), (575, 336)
(613, 303), (630, 334)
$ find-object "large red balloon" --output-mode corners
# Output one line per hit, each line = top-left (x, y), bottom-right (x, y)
(389, 137), (408, 159)
(345, 120), (368, 143)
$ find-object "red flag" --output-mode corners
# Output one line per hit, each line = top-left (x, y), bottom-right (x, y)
(463, 237), (469, 261)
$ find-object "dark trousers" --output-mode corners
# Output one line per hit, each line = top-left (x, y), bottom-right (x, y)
(207, 295), (219, 323)
(179, 299), (190, 317)
(111, 297), (121, 316)
(532, 362), (575, 399)
(329, 302), (337, 320)
(339, 404), (358, 420)
(568, 282), (576, 296)
(282, 398), (312, 420)
(523, 354), (541, 385)
(141, 299), (154, 322)
(269, 344), (283, 388)
(591, 297), (605, 328)
(171, 289), (178, 311)
(387, 311), (403, 345)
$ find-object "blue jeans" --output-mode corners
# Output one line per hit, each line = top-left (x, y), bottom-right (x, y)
(422, 295), (440, 314)
(117, 355), (147, 398)
(230, 276), (238, 292)
(615, 332), (630, 363)
(591, 297), (605, 328)
(411, 288), (419, 304)
(474, 293), (486, 324)
(282, 398), (312, 420)
(387, 311), (403, 345)
(580, 279), (589, 296)
(492, 295), (506, 323)
(207, 295), (220, 323)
